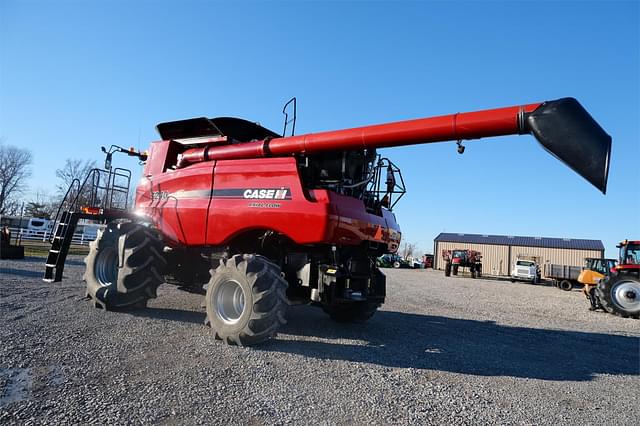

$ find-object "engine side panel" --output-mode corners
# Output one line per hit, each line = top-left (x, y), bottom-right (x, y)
(206, 157), (331, 245)
(136, 161), (213, 246)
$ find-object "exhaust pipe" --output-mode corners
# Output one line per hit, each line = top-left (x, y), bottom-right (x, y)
(523, 98), (611, 194)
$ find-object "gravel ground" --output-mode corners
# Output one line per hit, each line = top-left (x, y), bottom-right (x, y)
(1, 256), (638, 425)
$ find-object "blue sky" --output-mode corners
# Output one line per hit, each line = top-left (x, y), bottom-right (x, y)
(1, 1), (638, 257)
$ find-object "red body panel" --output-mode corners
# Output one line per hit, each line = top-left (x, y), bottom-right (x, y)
(137, 155), (213, 246)
(136, 154), (401, 250)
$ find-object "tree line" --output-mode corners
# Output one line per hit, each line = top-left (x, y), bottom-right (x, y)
(0, 142), (95, 219)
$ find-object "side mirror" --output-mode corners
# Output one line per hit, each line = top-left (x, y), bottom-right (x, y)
(104, 152), (112, 170)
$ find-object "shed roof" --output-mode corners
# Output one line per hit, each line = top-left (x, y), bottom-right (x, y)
(434, 232), (604, 250)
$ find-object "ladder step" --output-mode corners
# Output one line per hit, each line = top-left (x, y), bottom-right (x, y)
(49, 250), (60, 254)
(45, 263), (57, 268)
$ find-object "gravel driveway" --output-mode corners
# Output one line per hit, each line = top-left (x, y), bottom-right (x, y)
(1, 256), (638, 425)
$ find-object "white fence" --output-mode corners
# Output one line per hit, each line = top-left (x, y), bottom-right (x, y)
(7, 227), (100, 246)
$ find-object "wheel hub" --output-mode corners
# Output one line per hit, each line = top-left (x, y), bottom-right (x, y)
(214, 279), (246, 325)
(94, 246), (118, 287)
(612, 280), (640, 312)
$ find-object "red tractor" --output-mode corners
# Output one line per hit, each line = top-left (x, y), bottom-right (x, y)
(596, 240), (640, 318)
(43, 97), (611, 345)
(442, 249), (482, 278)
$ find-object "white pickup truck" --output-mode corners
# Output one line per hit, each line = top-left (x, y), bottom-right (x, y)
(511, 259), (541, 284)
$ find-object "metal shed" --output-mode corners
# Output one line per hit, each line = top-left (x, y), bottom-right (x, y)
(433, 233), (604, 277)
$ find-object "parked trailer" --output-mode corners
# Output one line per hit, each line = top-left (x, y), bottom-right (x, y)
(544, 264), (582, 291)
(1, 226), (24, 259)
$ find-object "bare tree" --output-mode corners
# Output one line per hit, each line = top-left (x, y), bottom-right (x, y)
(55, 158), (97, 194)
(55, 158), (97, 207)
(25, 189), (56, 218)
(400, 241), (416, 260)
(0, 144), (33, 215)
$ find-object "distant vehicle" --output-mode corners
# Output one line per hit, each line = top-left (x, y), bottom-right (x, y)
(596, 240), (640, 318)
(26, 218), (53, 236)
(544, 263), (582, 291)
(442, 249), (482, 278)
(511, 258), (541, 284)
(377, 254), (411, 269)
(1, 226), (24, 259)
(578, 257), (618, 310)
(422, 254), (434, 269)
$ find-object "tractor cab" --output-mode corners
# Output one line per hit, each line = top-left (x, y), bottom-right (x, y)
(579, 257), (617, 287)
(617, 240), (640, 269)
(451, 250), (467, 264)
(584, 257), (618, 275)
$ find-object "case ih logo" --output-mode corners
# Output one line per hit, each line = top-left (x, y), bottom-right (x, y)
(243, 188), (289, 200)
(212, 187), (292, 200)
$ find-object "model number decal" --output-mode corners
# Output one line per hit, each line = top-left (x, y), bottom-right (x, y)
(248, 202), (281, 209)
(151, 190), (169, 201)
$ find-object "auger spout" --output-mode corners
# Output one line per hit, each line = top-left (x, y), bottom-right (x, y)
(176, 98), (611, 193)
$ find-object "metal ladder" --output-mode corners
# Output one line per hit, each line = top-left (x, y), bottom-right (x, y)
(43, 211), (81, 282)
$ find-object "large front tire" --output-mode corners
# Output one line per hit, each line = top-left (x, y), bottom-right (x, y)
(84, 222), (166, 309)
(205, 254), (288, 345)
(596, 275), (640, 319)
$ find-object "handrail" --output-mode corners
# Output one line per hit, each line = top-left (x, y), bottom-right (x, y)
(49, 178), (80, 243)
(48, 167), (132, 243)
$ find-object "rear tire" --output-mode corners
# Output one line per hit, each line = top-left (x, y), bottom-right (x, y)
(559, 280), (573, 291)
(393, 261), (401, 269)
(205, 254), (288, 345)
(84, 222), (166, 309)
(596, 275), (640, 319)
(452, 265), (459, 276)
(323, 302), (379, 323)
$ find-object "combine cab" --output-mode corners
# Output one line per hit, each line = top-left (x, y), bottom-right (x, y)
(43, 97), (611, 345)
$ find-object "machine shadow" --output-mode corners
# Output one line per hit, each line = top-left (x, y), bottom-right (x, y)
(128, 307), (206, 325)
(266, 304), (639, 382)
(0, 267), (44, 278)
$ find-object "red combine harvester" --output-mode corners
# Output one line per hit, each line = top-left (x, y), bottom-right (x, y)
(442, 249), (482, 278)
(596, 240), (640, 318)
(44, 97), (611, 345)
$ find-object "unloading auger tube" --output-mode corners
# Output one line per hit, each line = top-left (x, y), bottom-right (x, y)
(176, 97), (611, 193)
